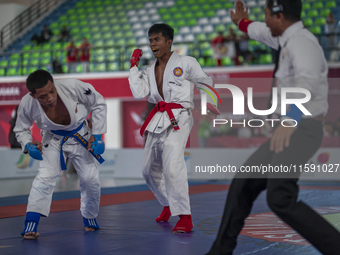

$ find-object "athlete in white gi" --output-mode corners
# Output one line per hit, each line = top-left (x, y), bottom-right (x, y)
(14, 70), (107, 239)
(129, 24), (219, 233)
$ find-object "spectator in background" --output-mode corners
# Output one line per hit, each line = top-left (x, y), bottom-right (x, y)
(334, 118), (340, 136)
(211, 32), (227, 66)
(325, 12), (337, 59)
(324, 122), (334, 137)
(58, 25), (70, 42)
(225, 28), (241, 65)
(66, 40), (78, 73)
(79, 38), (91, 73)
(40, 25), (53, 44)
(8, 106), (21, 149)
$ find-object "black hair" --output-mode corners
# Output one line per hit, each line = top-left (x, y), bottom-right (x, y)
(148, 23), (174, 41)
(26, 69), (54, 94)
(266, 0), (302, 22)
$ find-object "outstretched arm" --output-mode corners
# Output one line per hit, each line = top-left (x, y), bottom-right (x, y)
(128, 49), (151, 99)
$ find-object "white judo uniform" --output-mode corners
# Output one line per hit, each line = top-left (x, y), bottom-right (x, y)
(129, 52), (217, 216)
(14, 78), (107, 218)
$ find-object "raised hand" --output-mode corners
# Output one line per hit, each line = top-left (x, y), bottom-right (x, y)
(229, 0), (249, 25)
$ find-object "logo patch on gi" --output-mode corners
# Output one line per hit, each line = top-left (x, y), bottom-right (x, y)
(173, 67), (183, 77)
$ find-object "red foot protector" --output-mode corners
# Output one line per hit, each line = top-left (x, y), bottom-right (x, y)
(155, 206), (171, 222)
(172, 215), (193, 233)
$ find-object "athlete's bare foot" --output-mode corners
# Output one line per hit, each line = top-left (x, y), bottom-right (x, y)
(23, 231), (39, 239)
(84, 227), (97, 232)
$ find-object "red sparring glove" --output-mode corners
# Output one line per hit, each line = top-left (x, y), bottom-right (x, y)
(130, 49), (143, 68)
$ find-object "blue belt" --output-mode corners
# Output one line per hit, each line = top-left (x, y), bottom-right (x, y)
(51, 122), (105, 170)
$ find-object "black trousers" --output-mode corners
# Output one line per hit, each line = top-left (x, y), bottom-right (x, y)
(207, 119), (340, 255)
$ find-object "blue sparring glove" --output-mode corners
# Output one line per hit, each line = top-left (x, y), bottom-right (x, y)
(91, 135), (105, 155)
(25, 143), (43, 161)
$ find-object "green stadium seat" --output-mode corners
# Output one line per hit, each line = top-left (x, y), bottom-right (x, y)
(22, 59), (29, 66)
(206, 10), (215, 18)
(222, 57), (232, 66)
(208, 32), (218, 41)
(197, 57), (205, 66)
(212, 3), (223, 10)
(173, 13), (182, 20)
(116, 39), (126, 46)
(59, 15), (67, 22)
(30, 59), (39, 66)
(187, 19), (197, 26)
(75, 2), (84, 7)
(180, 6), (189, 12)
(10, 53), (20, 59)
(320, 8), (331, 17)
(326, 1), (336, 8)
(301, 11), (306, 19)
(260, 54), (272, 64)
(23, 53), (30, 59)
(313, 2), (323, 9)
(42, 43), (52, 50)
(123, 61), (130, 70)
(248, 14), (256, 21)
(302, 3), (311, 10)
(215, 24), (226, 32)
(107, 54), (117, 62)
(252, 7), (262, 14)
(307, 9), (318, 18)
(258, 14), (265, 21)
(169, 6), (179, 13)
(191, 5), (199, 12)
(71, 28), (80, 35)
(69, 21), (78, 28)
(89, 20), (98, 26)
(28, 66), (38, 74)
(200, 42), (211, 49)
(7, 68), (18, 76)
(108, 62), (119, 71)
(92, 33), (102, 40)
(303, 18), (313, 27)
(105, 40), (115, 47)
(114, 31), (123, 39)
(122, 24), (131, 31)
(31, 52), (40, 59)
(79, 20), (88, 27)
(49, 22), (59, 29)
(95, 7), (104, 12)
(162, 14), (172, 20)
(204, 58), (217, 67)
(95, 48), (105, 55)
(88, 13), (96, 19)
(196, 33), (207, 41)
(9, 60), (19, 67)
(41, 58), (50, 65)
(98, 13), (107, 19)
(0, 60), (8, 67)
(315, 17), (326, 26)
(0, 68), (5, 76)
(127, 38), (137, 45)
(99, 19), (109, 26)
(95, 63), (106, 72)
(224, 2), (233, 8)
(107, 48), (118, 55)
(95, 55), (106, 62)
(201, 4), (211, 10)
(194, 11), (205, 18)
(76, 8), (86, 14)
(22, 45), (32, 51)
(94, 40), (104, 47)
(112, 24), (121, 31)
(69, 15), (78, 21)
(203, 48), (214, 57)
(91, 26), (100, 33)
(310, 26), (321, 35)
(176, 20), (187, 27)
(103, 32), (112, 39)
(117, 10), (125, 17)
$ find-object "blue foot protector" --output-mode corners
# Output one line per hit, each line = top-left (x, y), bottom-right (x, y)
(21, 212), (41, 236)
(83, 217), (100, 230)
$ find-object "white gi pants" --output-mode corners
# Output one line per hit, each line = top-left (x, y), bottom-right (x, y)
(27, 125), (100, 219)
(142, 110), (193, 216)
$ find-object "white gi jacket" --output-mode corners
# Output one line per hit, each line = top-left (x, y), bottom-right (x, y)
(247, 21), (328, 118)
(129, 51), (218, 133)
(14, 78), (107, 151)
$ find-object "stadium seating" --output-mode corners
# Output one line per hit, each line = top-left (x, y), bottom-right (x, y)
(0, 0), (339, 75)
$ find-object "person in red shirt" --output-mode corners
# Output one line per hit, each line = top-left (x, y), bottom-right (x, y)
(79, 38), (91, 73)
(65, 40), (78, 73)
(211, 32), (226, 67)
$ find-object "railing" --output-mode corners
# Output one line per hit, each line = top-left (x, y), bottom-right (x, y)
(0, 0), (64, 49)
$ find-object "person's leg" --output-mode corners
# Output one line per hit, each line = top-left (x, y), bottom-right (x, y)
(206, 140), (272, 254)
(142, 132), (169, 209)
(68, 134), (100, 231)
(266, 119), (340, 255)
(23, 143), (62, 239)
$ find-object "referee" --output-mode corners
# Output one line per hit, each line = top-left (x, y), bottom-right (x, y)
(206, 0), (340, 254)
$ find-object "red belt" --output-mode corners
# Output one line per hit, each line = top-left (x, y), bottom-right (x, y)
(140, 101), (184, 137)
